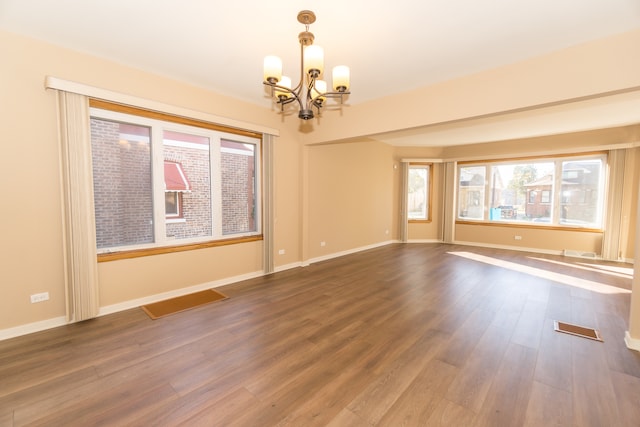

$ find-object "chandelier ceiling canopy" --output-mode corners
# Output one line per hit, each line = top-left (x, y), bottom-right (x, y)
(263, 10), (350, 120)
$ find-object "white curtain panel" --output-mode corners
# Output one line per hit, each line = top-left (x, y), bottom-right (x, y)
(262, 134), (275, 274)
(601, 149), (628, 260)
(399, 162), (409, 242)
(57, 91), (100, 322)
(442, 162), (457, 244)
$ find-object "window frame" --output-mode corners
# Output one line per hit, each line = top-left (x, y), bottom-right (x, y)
(89, 100), (263, 261)
(165, 191), (184, 220)
(407, 162), (433, 222)
(456, 152), (606, 231)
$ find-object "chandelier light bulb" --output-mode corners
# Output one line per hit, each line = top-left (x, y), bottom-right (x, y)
(275, 76), (293, 100)
(263, 56), (282, 84)
(332, 65), (350, 92)
(311, 79), (327, 102)
(304, 45), (324, 77)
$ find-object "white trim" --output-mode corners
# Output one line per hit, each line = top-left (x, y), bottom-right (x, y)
(305, 240), (398, 265)
(45, 76), (279, 137)
(0, 316), (68, 341)
(0, 270), (262, 341)
(274, 261), (304, 272)
(625, 331), (640, 352)
(98, 270), (263, 317)
(407, 239), (443, 244)
(453, 240), (565, 256)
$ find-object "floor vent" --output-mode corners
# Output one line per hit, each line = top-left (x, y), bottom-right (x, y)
(554, 320), (602, 341)
(563, 249), (597, 259)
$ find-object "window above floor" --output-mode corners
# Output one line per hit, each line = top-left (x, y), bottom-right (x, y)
(90, 106), (262, 254)
(457, 153), (606, 230)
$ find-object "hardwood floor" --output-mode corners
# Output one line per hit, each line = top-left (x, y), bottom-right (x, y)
(1, 243), (639, 426)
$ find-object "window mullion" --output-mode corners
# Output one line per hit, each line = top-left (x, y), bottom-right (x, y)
(483, 165), (490, 220)
(152, 125), (167, 243)
(552, 161), (561, 225)
(210, 133), (223, 238)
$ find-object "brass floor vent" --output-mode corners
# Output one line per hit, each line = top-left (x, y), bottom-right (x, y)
(554, 320), (603, 341)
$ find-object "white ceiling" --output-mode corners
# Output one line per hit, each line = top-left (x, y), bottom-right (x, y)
(2, 0), (640, 145)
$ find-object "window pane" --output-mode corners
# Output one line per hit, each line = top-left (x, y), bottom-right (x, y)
(489, 163), (554, 222)
(560, 159), (603, 227)
(165, 192), (179, 217)
(408, 166), (429, 220)
(221, 139), (256, 234)
(91, 119), (153, 249)
(522, 163), (555, 223)
(458, 166), (485, 219)
(163, 130), (211, 240)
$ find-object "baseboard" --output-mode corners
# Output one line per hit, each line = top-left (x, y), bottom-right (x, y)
(406, 239), (443, 244)
(99, 269), (264, 317)
(0, 270), (266, 341)
(625, 331), (640, 352)
(453, 240), (564, 256)
(274, 261), (303, 273)
(0, 316), (68, 341)
(305, 240), (398, 265)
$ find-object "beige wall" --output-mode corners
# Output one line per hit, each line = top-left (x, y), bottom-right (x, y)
(441, 129), (640, 258)
(0, 30), (300, 331)
(2, 27), (640, 343)
(306, 140), (395, 260)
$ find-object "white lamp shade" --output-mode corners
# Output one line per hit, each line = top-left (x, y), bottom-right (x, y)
(311, 79), (327, 101)
(332, 65), (350, 91)
(304, 45), (324, 75)
(263, 55), (282, 82)
(275, 76), (292, 99)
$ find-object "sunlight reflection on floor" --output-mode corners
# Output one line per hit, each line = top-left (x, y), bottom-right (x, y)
(528, 256), (633, 280)
(448, 251), (631, 295)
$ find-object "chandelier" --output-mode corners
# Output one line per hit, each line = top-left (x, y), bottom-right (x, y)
(263, 10), (351, 120)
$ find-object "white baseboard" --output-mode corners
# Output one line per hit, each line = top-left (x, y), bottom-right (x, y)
(274, 261), (303, 273)
(0, 316), (68, 341)
(0, 270), (265, 341)
(625, 331), (640, 352)
(305, 240), (398, 265)
(453, 240), (564, 256)
(99, 270), (264, 317)
(406, 239), (443, 244)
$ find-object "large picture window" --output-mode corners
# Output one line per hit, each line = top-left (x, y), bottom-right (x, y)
(457, 153), (606, 229)
(90, 107), (261, 253)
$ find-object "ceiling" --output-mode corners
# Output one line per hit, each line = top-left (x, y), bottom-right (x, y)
(1, 0), (640, 146)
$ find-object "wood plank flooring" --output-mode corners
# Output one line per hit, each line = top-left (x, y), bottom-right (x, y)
(0, 243), (638, 426)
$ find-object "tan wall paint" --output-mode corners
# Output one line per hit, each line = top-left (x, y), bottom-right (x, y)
(0, 30), (300, 330)
(98, 241), (263, 306)
(442, 125), (640, 161)
(2, 27), (639, 342)
(456, 224), (602, 254)
(307, 140), (394, 259)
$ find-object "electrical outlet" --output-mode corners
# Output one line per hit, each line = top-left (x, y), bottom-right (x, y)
(30, 292), (49, 303)
(514, 235), (523, 240)
(320, 241), (326, 247)
(278, 249), (285, 255)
